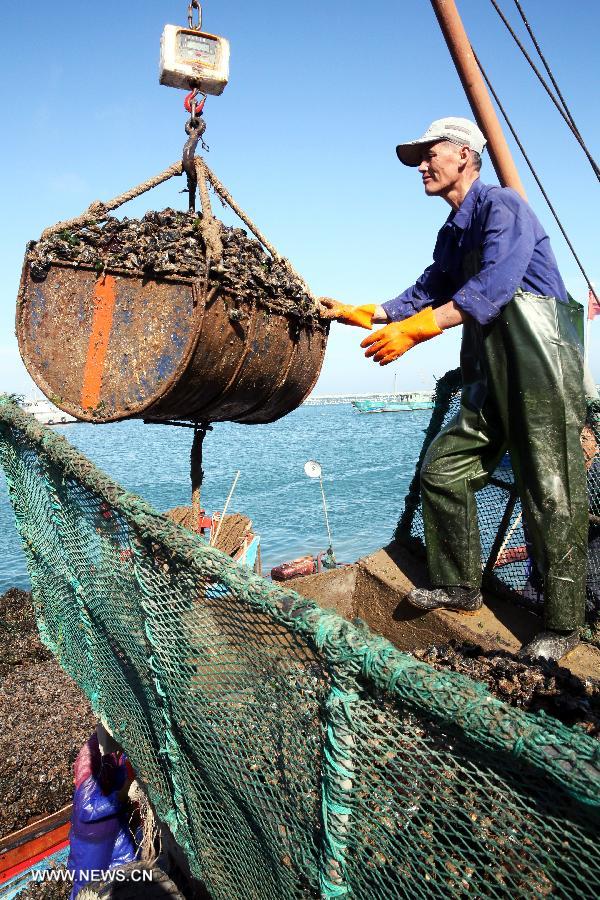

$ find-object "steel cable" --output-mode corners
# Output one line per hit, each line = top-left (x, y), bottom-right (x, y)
(474, 50), (598, 303)
(488, 0), (600, 180)
(512, 0), (580, 134)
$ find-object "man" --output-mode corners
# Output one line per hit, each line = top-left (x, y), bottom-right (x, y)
(320, 117), (588, 661)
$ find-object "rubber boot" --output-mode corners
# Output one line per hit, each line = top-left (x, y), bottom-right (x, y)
(406, 585), (483, 614)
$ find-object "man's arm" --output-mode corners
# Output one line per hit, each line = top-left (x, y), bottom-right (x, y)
(381, 262), (451, 322)
(319, 260), (451, 328)
(451, 192), (536, 324)
(432, 300), (467, 330)
(373, 305), (389, 323)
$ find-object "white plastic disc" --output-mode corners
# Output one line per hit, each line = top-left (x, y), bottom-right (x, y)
(304, 459), (322, 479)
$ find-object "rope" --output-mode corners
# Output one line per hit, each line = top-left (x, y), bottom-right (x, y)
(319, 680), (356, 898)
(487, 0), (600, 180)
(130, 781), (160, 865)
(194, 157), (224, 263)
(40, 162), (185, 239)
(512, 0), (580, 136)
(38, 156), (313, 298)
(474, 51), (599, 304)
(200, 160), (313, 296)
(190, 425), (210, 535)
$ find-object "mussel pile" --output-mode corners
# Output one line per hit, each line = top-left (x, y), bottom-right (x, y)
(27, 209), (320, 321)
(413, 640), (600, 737)
(0, 589), (96, 839)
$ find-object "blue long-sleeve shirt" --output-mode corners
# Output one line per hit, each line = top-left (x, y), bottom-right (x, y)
(382, 179), (567, 326)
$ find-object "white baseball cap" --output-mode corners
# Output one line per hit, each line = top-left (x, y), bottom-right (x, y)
(396, 117), (487, 166)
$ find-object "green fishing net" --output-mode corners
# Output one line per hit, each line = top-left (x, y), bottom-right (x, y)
(1, 398), (599, 899)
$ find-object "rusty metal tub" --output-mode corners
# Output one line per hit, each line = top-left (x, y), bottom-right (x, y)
(17, 260), (328, 424)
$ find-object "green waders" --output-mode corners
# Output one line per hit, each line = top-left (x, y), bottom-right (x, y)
(420, 289), (588, 631)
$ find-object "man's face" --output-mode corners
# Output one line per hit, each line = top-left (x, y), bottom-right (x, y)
(417, 141), (465, 196)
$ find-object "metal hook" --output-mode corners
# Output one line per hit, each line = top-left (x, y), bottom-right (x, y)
(182, 88), (208, 211)
(184, 89), (206, 116)
(187, 0), (202, 30)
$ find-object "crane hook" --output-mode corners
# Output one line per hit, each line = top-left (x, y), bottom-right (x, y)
(182, 90), (207, 212)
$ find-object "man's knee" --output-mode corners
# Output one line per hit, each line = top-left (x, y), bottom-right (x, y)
(420, 440), (485, 490)
(419, 439), (448, 491)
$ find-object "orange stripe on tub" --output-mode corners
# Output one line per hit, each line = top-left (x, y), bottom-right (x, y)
(81, 275), (117, 409)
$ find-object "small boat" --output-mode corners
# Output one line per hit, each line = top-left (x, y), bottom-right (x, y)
(352, 374), (434, 413)
(352, 392), (434, 414)
(165, 506), (261, 573)
(0, 805), (71, 897)
(18, 397), (77, 425)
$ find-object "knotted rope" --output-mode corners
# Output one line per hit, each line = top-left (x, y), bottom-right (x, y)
(194, 157), (223, 265)
(40, 161), (184, 240)
(39, 157), (313, 298)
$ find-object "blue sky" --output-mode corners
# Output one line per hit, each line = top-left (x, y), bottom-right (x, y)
(1, 0), (598, 395)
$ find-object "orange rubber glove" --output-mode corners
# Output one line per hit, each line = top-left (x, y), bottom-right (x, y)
(318, 298), (377, 330)
(361, 306), (442, 366)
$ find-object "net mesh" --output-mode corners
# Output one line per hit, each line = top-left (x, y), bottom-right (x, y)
(396, 369), (600, 634)
(1, 398), (599, 899)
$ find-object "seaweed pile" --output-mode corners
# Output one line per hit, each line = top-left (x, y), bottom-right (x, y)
(413, 640), (600, 737)
(27, 210), (321, 321)
(0, 589), (96, 838)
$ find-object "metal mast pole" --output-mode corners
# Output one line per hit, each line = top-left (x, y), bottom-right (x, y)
(429, 0), (527, 199)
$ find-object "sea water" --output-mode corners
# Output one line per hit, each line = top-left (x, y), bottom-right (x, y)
(0, 404), (431, 594)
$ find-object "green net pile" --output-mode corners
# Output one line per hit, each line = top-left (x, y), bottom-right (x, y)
(397, 370), (600, 631)
(1, 398), (599, 899)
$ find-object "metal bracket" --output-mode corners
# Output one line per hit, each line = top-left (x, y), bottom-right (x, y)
(143, 418), (212, 429)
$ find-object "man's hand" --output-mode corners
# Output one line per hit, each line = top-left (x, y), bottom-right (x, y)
(361, 306), (442, 365)
(318, 298), (378, 330)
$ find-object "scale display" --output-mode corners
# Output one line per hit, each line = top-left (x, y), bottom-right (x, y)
(160, 25), (230, 94)
(177, 31), (219, 67)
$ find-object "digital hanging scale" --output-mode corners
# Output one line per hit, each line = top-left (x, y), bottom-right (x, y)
(160, 24), (230, 95)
